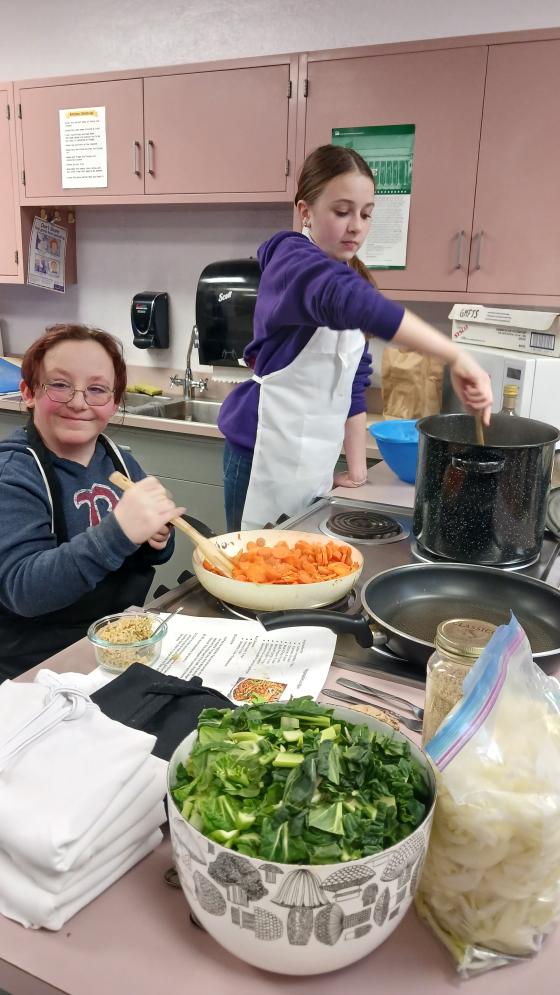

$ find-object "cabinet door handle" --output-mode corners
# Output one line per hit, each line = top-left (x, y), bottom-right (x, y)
(474, 230), (485, 271)
(146, 139), (155, 176)
(454, 230), (465, 270)
(132, 141), (141, 176)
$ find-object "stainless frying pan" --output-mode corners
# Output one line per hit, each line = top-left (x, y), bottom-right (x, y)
(258, 562), (560, 668)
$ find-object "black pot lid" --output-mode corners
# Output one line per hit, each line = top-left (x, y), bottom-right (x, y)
(546, 486), (560, 539)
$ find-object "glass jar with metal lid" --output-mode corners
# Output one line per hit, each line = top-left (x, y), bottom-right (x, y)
(422, 618), (497, 746)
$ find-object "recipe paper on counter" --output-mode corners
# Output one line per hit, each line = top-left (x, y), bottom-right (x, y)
(93, 615), (337, 703)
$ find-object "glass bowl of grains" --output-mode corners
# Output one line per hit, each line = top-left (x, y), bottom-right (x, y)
(87, 612), (167, 673)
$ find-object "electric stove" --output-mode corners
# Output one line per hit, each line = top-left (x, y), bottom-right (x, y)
(149, 496), (560, 690)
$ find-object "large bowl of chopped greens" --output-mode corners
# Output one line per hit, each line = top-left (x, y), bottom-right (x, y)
(168, 697), (436, 975)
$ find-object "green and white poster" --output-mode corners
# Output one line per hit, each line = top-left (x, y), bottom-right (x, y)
(332, 124), (415, 269)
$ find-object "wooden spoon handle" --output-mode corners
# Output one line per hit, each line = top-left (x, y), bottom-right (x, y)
(474, 414), (485, 446)
(109, 471), (234, 577)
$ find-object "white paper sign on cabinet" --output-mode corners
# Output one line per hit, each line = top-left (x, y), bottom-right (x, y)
(332, 125), (415, 269)
(59, 106), (108, 189)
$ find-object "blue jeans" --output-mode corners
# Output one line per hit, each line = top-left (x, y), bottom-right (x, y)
(223, 441), (253, 532)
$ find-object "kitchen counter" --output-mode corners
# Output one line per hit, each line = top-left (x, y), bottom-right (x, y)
(0, 391), (224, 442)
(0, 392), (383, 455)
(0, 355), (383, 453)
(330, 458), (414, 507)
(0, 635), (557, 994)
(332, 444), (560, 501)
(1, 369), (557, 990)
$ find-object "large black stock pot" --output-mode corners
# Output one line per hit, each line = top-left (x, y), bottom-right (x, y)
(412, 413), (559, 567)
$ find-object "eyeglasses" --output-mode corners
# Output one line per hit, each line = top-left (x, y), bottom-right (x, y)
(41, 381), (114, 407)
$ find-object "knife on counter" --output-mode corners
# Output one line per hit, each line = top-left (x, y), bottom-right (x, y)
(322, 688), (423, 733)
(336, 678), (424, 720)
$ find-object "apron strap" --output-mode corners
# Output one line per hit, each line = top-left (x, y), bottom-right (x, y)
(0, 685), (92, 773)
(98, 434), (131, 476)
(24, 419), (69, 543)
(23, 420), (131, 545)
(24, 448), (56, 534)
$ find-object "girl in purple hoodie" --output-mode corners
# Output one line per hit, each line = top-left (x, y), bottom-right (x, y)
(218, 145), (492, 531)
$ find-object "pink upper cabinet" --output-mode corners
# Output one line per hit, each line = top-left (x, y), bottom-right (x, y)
(18, 79), (144, 199)
(468, 39), (560, 296)
(0, 83), (20, 279)
(303, 46), (487, 293)
(143, 64), (293, 195)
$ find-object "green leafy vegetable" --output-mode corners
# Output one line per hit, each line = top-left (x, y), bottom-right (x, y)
(171, 696), (430, 864)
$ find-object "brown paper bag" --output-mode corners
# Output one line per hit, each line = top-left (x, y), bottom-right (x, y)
(381, 347), (444, 419)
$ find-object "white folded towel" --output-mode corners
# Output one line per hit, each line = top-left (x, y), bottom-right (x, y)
(3, 800), (166, 899)
(22, 759), (167, 888)
(0, 678), (165, 874)
(0, 828), (163, 930)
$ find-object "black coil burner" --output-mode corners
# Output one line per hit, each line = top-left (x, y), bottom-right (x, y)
(320, 509), (408, 545)
(410, 539), (539, 572)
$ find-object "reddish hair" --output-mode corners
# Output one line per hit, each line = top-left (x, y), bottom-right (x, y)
(295, 144), (377, 287)
(21, 324), (127, 404)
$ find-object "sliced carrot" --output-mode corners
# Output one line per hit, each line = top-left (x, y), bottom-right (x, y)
(202, 538), (359, 586)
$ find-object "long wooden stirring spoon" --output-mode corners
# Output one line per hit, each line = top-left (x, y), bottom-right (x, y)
(109, 471), (235, 577)
(474, 412), (485, 446)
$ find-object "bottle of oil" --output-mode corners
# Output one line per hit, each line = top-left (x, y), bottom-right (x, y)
(500, 383), (519, 416)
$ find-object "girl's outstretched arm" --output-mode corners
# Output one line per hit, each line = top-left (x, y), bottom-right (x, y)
(391, 309), (493, 425)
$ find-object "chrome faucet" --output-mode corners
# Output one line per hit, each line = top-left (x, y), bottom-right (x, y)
(170, 326), (208, 399)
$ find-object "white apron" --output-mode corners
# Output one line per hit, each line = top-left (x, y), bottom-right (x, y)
(241, 324), (365, 529)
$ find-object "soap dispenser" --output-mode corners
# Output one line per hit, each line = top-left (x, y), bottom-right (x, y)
(131, 291), (169, 349)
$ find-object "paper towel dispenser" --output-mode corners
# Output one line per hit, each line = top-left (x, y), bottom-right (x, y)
(195, 259), (260, 366)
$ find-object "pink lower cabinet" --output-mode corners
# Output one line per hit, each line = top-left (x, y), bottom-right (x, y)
(143, 63), (294, 196)
(468, 39), (560, 297)
(0, 83), (22, 280)
(16, 78), (144, 199)
(303, 46), (487, 293)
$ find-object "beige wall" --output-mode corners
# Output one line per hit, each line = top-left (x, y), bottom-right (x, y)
(2, 0), (559, 79)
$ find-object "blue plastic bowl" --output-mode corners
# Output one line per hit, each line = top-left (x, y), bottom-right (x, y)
(368, 419), (419, 484)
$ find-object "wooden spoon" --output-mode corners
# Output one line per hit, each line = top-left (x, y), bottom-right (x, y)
(474, 413), (485, 446)
(109, 471), (235, 577)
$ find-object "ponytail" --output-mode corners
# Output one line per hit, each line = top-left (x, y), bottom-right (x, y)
(349, 255), (377, 288)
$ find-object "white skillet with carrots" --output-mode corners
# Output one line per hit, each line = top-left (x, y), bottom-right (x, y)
(192, 530), (363, 611)
(108, 473), (362, 611)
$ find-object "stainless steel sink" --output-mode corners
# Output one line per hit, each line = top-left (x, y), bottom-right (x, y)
(155, 398), (222, 425)
(119, 392), (172, 412)
(119, 394), (222, 425)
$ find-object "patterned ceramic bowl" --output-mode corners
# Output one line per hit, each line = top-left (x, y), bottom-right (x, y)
(167, 706), (436, 976)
